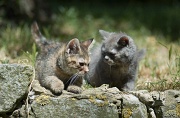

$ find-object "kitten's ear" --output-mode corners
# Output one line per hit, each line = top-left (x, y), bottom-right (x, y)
(81, 38), (94, 50)
(66, 38), (81, 54)
(117, 36), (129, 47)
(31, 21), (46, 47)
(99, 30), (111, 40)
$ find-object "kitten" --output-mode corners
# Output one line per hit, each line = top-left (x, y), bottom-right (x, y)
(86, 30), (145, 91)
(31, 22), (93, 95)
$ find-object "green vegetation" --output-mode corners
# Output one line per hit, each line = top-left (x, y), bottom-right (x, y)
(137, 43), (180, 91)
(0, 2), (179, 91)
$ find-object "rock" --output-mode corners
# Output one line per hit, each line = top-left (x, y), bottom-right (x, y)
(26, 85), (148, 118)
(154, 90), (180, 118)
(0, 64), (179, 118)
(30, 96), (118, 118)
(29, 85), (119, 118)
(122, 94), (148, 118)
(0, 64), (34, 116)
(130, 90), (155, 106)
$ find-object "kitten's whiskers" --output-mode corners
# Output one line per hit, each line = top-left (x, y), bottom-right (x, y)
(66, 73), (79, 86)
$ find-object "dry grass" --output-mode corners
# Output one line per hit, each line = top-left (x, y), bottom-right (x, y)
(136, 36), (180, 91)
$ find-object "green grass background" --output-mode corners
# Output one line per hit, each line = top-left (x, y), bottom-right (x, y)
(0, 1), (179, 90)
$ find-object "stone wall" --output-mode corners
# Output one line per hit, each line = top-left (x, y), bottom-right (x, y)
(0, 64), (179, 118)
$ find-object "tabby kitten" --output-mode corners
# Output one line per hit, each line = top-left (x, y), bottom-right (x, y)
(31, 22), (93, 95)
(86, 30), (145, 91)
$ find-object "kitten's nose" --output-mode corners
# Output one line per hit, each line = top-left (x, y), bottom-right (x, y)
(79, 66), (89, 74)
(84, 66), (89, 73)
(105, 56), (109, 61)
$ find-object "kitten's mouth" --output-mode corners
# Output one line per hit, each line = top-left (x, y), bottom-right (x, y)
(77, 66), (89, 76)
(78, 71), (86, 76)
(104, 60), (115, 66)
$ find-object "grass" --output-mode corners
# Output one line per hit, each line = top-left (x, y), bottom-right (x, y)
(137, 39), (180, 91)
(0, 4), (179, 91)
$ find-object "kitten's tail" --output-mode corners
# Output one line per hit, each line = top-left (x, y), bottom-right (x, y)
(31, 22), (46, 48)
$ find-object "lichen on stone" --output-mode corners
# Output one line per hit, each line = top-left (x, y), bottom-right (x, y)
(164, 109), (177, 117)
(89, 95), (96, 103)
(71, 98), (77, 101)
(122, 108), (132, 118)
(96, 94), (107, 100)
(35, 94), (51, 106)
(176, 103), (180, 117)
(88, 95), (109, 107)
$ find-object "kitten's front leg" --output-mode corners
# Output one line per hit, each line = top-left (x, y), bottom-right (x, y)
(43, 76), (64, 95)
(122, 79), (135, 91)
(67, 77), (83, 94)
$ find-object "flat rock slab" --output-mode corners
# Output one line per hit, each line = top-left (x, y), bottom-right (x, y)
(30, 97), (119, 118)
(0, 64), (33, 114)
(28, 84), (148, 118)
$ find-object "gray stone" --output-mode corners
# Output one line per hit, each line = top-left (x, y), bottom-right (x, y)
(155, 90), (180, 118)
(29, 85), (119, 118)
(0, 64), (33, 114)
(30, 96), (118, 118)
(130, 90), (155, 106)
(27, 85), (148, 118)
(122, 94), (148, 118)
(0, 64), (179, 118)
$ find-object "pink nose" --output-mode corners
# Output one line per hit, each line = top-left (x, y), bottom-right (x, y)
(79, 66), (89, 73)
(84, 66), (89, 73)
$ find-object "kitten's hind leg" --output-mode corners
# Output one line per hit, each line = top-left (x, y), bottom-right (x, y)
(67, 76), (83, 94)
(42, 76), (64, 95)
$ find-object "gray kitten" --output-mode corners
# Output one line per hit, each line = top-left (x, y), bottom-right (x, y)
(86, 30), (145, 91)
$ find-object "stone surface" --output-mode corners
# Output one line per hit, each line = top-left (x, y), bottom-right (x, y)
(29, 85), (120, 118)
(155, 90), (180, 118)
(0, 64), (33, 114)
(30, 96), (118, 118)
(122, 94), (148, 118)
(26, 84), (148, 118)
(0, 64), (179, 118)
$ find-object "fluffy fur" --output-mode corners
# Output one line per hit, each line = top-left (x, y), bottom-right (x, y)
(86, 30), (145, 91)
(31, 22), (93, 95)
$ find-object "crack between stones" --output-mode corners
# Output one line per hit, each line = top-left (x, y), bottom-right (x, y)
(119, 98), (123, 118)
(30, 107), (37, 118)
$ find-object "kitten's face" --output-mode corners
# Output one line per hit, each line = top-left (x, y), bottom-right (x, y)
(99, 30), (136, 66)
(65, 38), (93, 75)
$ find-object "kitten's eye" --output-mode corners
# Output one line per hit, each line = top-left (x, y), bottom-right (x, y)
(68, 61), (76, 65)
(79, 62), (85, 66)
(72, 61), (76, 64)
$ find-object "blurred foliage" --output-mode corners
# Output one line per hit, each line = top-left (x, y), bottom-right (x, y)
(0, 0), (180, 41)
(0, 0), (179, 57)
(0, 0), (179, 91)
(0, 24), (31, 58)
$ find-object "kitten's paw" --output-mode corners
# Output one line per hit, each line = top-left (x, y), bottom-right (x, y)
(49, 78), (64, 95)
(51, 85), (64, 95)
(67, 85), (82, 94)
